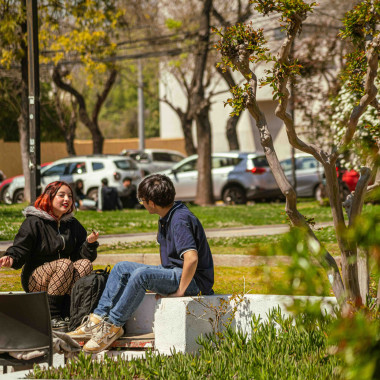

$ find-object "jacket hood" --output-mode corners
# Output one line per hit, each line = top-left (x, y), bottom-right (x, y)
(22, 206), (74, 222)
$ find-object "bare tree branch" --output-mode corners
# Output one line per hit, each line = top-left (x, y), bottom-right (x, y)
(92, 69), (117, 122)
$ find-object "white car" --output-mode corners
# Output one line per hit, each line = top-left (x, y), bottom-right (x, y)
(5, 155), (142, 204)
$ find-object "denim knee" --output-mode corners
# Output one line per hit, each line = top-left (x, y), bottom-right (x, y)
(127, 267), (150, 288)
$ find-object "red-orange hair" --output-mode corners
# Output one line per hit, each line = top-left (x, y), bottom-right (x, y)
(34, 181), (75, 217)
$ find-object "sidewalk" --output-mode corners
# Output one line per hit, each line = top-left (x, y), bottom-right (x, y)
(0, 222), (334, 252)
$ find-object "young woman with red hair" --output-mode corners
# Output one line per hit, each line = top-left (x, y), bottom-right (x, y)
(0, 181), (99, 331)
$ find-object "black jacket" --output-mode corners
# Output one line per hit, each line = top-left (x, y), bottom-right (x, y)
(99, 186), (122, 211)
(5, 206), (98, 292)
(120, 184), (138, 209)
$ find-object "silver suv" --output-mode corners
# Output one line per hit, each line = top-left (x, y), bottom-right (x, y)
(120, 149), (185, 175)
(5, 155), (142, 204)
(161, 152), (280, 204)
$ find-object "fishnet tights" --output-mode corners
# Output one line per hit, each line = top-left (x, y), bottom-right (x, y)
(28, 258), (92, 295)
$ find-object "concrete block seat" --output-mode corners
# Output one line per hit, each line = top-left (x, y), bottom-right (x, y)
(73, 293), (337, 355)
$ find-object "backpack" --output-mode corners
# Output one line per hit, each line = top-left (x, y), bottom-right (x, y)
(68, 265), (111, 332)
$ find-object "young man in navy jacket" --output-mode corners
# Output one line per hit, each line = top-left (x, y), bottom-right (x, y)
(69, 174), (214, 353)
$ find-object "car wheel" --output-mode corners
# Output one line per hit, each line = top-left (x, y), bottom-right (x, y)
(13, 189), (25, 204)
(0, 184), (10, 203)
(222, 186), (247, 205)
(87, 188), (99, 202)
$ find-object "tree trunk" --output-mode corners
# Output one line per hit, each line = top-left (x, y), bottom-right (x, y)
(54, 92), (77, 156)
(52, 67), (117, 155)
(216, 67), (241, 150)
(195, 106), (213, 205)
(226, 115), (240, 150)
(18, 4), (30, 203)
(190, 0), (213, 204)
(324, 163), (361, 303)
(181, 115), (196, 156)
(91, 123), (104, 154)
(64, 106), (77, 156)
(65, 136), (76, 156)
(357, 247), (369, 305)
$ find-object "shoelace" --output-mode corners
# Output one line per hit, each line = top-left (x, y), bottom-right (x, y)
(80, 315), (100, 332)
(91, 319), (112, 340)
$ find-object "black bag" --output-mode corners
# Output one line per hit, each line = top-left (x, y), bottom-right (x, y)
(68, 265), (111, 332)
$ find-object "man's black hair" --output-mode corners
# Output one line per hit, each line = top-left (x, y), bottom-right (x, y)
(101, 178), (108, 186)
(137, 174), (175, 207)
(123, 177), (132, 183)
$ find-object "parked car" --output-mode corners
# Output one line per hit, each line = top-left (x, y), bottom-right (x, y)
(160, 152), (280, 204)
(280, 154), (352, 199)
(279, 154), (325, 198)
(1, 176), (20, 203)
(5, 155), (142, 204)
(120, 149), (185, 175)
(0, 162), (52, 204)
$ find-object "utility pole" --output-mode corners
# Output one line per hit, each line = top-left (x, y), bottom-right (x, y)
(26, 0), (41, 202)
(137, 59), (145, 151)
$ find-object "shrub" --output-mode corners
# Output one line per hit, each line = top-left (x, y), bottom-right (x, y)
(30, 308), (340, 380)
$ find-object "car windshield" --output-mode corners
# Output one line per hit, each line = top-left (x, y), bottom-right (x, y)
(114, 159), (138, 170)
(175, 159), (197, 173)
(42, 163), (66, 177)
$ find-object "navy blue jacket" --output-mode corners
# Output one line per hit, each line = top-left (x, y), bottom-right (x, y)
(157, 202), (214, 295)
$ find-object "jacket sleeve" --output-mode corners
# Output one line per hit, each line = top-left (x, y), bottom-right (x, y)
(70, 219), (98, 263)
(5, 218), (38, 270)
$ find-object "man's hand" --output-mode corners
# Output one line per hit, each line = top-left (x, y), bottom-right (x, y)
(87, 230), (99, 244)
(168, 289), (185, 297)
(0, 256), (13, 268)
(155, 250), (198, 300)
(155, 289), (184, 300)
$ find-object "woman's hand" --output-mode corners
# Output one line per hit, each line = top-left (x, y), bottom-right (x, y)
(0, 256), (14, 268)
(87, 230), (99, 244)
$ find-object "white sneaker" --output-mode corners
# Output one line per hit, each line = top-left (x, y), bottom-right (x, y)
(83, 319), (124, 354)
(67, 313), (103, 339)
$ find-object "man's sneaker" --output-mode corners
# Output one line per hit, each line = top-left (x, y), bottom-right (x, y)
(51, 317), (69, 333)
(67, 313), (103, 339)
(83, 319), (124, 354)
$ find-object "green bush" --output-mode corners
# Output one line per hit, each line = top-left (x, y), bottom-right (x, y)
(30, 308), (341, 380)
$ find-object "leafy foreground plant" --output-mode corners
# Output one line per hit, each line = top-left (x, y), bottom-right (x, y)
(30, 308), (341, 380)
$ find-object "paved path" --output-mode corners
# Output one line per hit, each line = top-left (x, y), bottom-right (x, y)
(0, 221), (333, 252)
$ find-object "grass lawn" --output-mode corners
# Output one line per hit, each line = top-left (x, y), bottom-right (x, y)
(0, 199), (340, 241)
(1, 200), (378, 242)
(0, 264), (332, 297)
(96, 226), (340, 257)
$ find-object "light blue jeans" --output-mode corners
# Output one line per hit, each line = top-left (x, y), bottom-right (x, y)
(94, 261), (200, 327)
